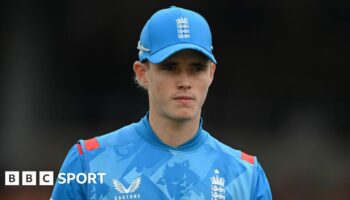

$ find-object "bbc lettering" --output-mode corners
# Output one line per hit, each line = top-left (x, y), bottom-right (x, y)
(5, 171), (54, 186)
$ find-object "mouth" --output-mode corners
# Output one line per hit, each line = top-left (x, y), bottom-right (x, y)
(173, 95), (195, 104)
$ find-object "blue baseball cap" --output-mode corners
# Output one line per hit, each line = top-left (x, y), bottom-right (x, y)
(137, 6), (217, 64)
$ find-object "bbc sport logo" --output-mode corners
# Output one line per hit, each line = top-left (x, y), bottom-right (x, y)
(4, 171), (106, 186)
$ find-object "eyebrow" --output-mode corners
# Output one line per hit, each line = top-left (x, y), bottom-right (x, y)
(159, 61), (178, 66)
(190, 61), (208, 66)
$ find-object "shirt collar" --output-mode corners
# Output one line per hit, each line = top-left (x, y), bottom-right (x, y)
(134, 113), (208, 151)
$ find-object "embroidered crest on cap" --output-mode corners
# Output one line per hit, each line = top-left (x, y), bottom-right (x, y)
(176, 17), (190, 39)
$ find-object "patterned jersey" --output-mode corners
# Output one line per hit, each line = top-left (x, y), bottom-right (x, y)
(51, 114), (272, 200)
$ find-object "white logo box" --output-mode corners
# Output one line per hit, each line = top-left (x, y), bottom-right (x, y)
(5, 171), (54, 186)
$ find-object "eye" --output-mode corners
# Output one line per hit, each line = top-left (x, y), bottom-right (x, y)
(192, 66), (204, 72)
(159, 62), (178, 71)
(190, 63), (207, 72)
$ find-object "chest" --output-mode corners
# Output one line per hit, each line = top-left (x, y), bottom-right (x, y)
(84, 146), (251, 200)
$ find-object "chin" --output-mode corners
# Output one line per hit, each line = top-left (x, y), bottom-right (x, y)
(171, 109), (198, 121)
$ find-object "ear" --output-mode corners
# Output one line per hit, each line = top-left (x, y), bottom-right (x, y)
(133, 61), (149, 88)
(209, 62), (216, 84)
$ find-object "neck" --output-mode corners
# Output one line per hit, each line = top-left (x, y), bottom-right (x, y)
(148, 111), (201, 147)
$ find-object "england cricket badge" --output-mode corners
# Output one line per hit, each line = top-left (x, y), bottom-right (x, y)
(210, 169), (225, 200)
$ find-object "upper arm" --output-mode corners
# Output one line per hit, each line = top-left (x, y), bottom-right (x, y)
(50, 144), (87, 200)
(250, 161), (273, 200)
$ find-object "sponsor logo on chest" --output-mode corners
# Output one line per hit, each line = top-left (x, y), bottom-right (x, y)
(112, 177), (142, 199)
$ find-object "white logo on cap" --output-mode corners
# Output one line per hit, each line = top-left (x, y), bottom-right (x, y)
(176, 17), (190, 39)
(137, 41), (150, 57)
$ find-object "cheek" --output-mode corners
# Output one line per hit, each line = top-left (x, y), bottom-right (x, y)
(200, 84), (209, 99)
(197, 78), (211, 100)
(148, 75), (170, 99)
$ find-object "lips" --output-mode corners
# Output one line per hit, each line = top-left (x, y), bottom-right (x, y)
(173, 95), (195, 104)
(174, 96), (194, 100)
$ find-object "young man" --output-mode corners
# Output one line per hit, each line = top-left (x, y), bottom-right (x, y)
(51, 6), (272, 200)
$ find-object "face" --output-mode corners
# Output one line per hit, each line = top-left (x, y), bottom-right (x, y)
(134, 50), (216, 122)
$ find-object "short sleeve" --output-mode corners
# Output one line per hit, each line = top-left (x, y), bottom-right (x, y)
(250, 161), (273, 200)
(50, 144), (87, 200)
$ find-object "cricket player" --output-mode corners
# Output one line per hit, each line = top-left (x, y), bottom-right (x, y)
(51, 6), (272, 200)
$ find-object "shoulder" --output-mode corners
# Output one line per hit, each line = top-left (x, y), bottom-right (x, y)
(205, 132), (256, 166)
(77, 122), (140, 154)
(205, 134), (272, 198)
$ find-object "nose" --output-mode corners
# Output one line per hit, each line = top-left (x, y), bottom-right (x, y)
(176, 71), (191, 90)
